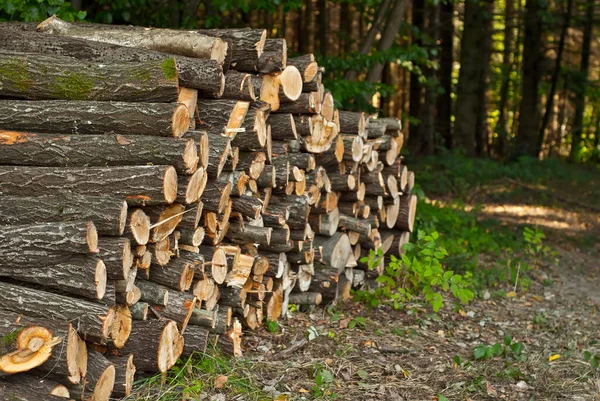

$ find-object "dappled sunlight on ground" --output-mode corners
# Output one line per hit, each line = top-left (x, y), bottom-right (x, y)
(478, 203), (587, 232)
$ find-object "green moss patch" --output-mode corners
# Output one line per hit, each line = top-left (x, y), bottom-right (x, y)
(0, 58), (33, 92)
(51, 72), (94, 100)
(161, 58), (178, 81)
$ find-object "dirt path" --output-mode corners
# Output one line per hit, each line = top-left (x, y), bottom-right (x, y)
(241, 200), (600, 401)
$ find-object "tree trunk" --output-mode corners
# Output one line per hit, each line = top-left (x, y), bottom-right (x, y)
(454, 0), (494, 156)
(366, 0), (410, 83)
(0, 100), (190, 138)
(0, 52), (178, 102)
(436, 0), (454, 150)
(493, 0), (515, 158)
(569, 0), (594, 162)
(0, 132), (198, 175)
(37, 16), (228, 63)
(0, 165), (178, 206)
(515, 0), (544, 158)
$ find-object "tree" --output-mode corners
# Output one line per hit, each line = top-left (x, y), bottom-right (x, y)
(515, 0), (545, 158)
(569, 0), (595, 162)
(454, 0), (494, 156)
(436, 0), (454, 150)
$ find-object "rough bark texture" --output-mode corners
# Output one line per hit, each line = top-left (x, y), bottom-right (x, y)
(256, 38), (287, 73)
(0, 51), (179, 102)
(198, 28), (266, 71)
(0, 132), (197, 175)
(0, 282), (114, 343)
(0, 165), (177, 206)
(0, 31), (224, 92)
(0, 194), (126, 236)
(0, 100), (189, 137)
(37, 16), (227, 63)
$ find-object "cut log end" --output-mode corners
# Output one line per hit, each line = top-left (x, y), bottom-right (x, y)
(95, 259), (108, 300)
(0, 327), (55, 373)
(183, 138), (199, 174)
(172, 103), (191, 138)
(163, 166), (179, 204)
(117, 200), (128, 236)
(280, 66), (303, 101)
(158, 320), (183, 373)
(130, 209), (151, 245)
(93, 364), (116, 401)
(86, 221), (99, 253)
(111, 305), (132, 349)
(211, 38), (229, 65)
(212, 248), (228, 284)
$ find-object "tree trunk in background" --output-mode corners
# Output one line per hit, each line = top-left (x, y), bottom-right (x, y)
(366, 0), (409, 83)
(454, 0), (494, 156)
(420, 1), (440, 155)
(436, 0), (454, 150)
(407, 0), (424, 154)
(569, 0), (594, 162)
(494, 0), (515, 158)
(474, 0), (494, 156)
(168, 0), (180, 28)
(515, 0), (544, 158)
(318, 0), (327, 56)
(345, 0), (393, 81)
(182, 0), (201, 27)
(538, 0), (572, 156)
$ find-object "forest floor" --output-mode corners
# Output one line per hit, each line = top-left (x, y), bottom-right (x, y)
(130, 157), (600, 401)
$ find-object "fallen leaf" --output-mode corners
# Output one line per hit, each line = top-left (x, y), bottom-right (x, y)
(549, 354), (561, 362)
(298, 388), (310, 393)
(339, 317), (351, 329)
(530, 295), (544, 302)
(486, 381), (498, 396)
(459, 309), (466, 316)
(506, 291), (517, 298)
(214, 375), (228, 389)
(274, 395), (290, 401)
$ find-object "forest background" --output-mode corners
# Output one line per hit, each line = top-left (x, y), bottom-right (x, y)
(1, 0), (598, 164)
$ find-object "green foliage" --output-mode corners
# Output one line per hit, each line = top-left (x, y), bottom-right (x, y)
(584, 351), (600, 369)
(354, 230), (474, 312)
(265, 320), (278, 333)
(313, 367), (337, 399)
(348, 316), (366, 329)
(473, 334), (525, 362)
(0, 0), (85, 22)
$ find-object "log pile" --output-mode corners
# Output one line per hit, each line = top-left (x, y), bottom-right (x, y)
(0, 16), (417, 400)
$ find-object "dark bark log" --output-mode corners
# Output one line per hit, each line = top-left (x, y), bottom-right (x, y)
(268, 113), (298, 140)
(202, 180), (232, 214)
(81, 349), (115, 401)
(268, 195), (310, 230)
(287, 54), (318, 83)
(149, 254), (197, 292)
(292, 114), (314, 137)
(37, 16), (227, 63)
(231, 196), (263, 219)
(227, 221), (272, 246)
(0, 256), (106, 301)
(236, 151), (266, 179)
(118, 319), (183, 373)
(338, 214), (372, 237)
(0, 51), (178, 102)
(395, 194), (417, 232)
(206, 70), (256, 100)
(0, 194), (126, 236)
(0, 381), (71, 400)
(0, 100), (189, 138)
(181, 326), (210, 357)
(275, 92), (319, 114)
(106, 354), (135, 397)
(196, 99), (250, 133)
(0, 221), (97, 269)
(197, 28), (267, 71)
(255, 38), (287, 73)
(136, 279), (169, 306)
(0, 131), (198, 175)
(313, 232), (352, 272)
(98, 237), (133, 280)
(0, 165), (178, 206)
(288, 292), (322, 305)
(338, 111), (368, 135)
(0, 30), (225, 92)
(0, 282), (114, 344)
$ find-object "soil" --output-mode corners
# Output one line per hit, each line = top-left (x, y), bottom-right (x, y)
(239, 185), (600, 401)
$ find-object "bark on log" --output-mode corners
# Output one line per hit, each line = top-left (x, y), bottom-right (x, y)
(118, 320), (183, 373)
(0, 165), (178, 206)
(395, 194), (417, 232)
(313, 232), (352, 272)
(37, 16), (228, 63)
(338, 111), (368, 135)
(0, 131), (198, 175)
(181, 326), (210, 357)
(0, 51), (179, 102)
(0, 31), (225, 92)
(288, 292), (322, 305)
(268, 195), (310, 230)
(275, 92), (320, 114)
(268, 113), (298, 140)
(1, 375), (72, 398)
(0, 381), (71, 400)
(80, 349), (115, 401)
(287, 54), (318, 82)
(0, 194), (126, 236)
(206, 70), (256, 100)
(0, 100), (189, 137)
(0, 256), (106, 301)
(0, 221), (98, 268)
(255, 38), (287, 73)
(196, 99), (249, 134)
(149, 253), (198, 292)
(135, 279), (169, 306)
(98, 237), (133, 280)
(197, 28), (266, 71)
(0, 282), (114, 344)
(106, 354), (135, 397)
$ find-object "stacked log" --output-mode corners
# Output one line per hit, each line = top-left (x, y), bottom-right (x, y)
(0, 16), (417, 399)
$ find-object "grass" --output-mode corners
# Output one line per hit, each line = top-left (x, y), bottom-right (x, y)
(127, 347), (272, 401)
